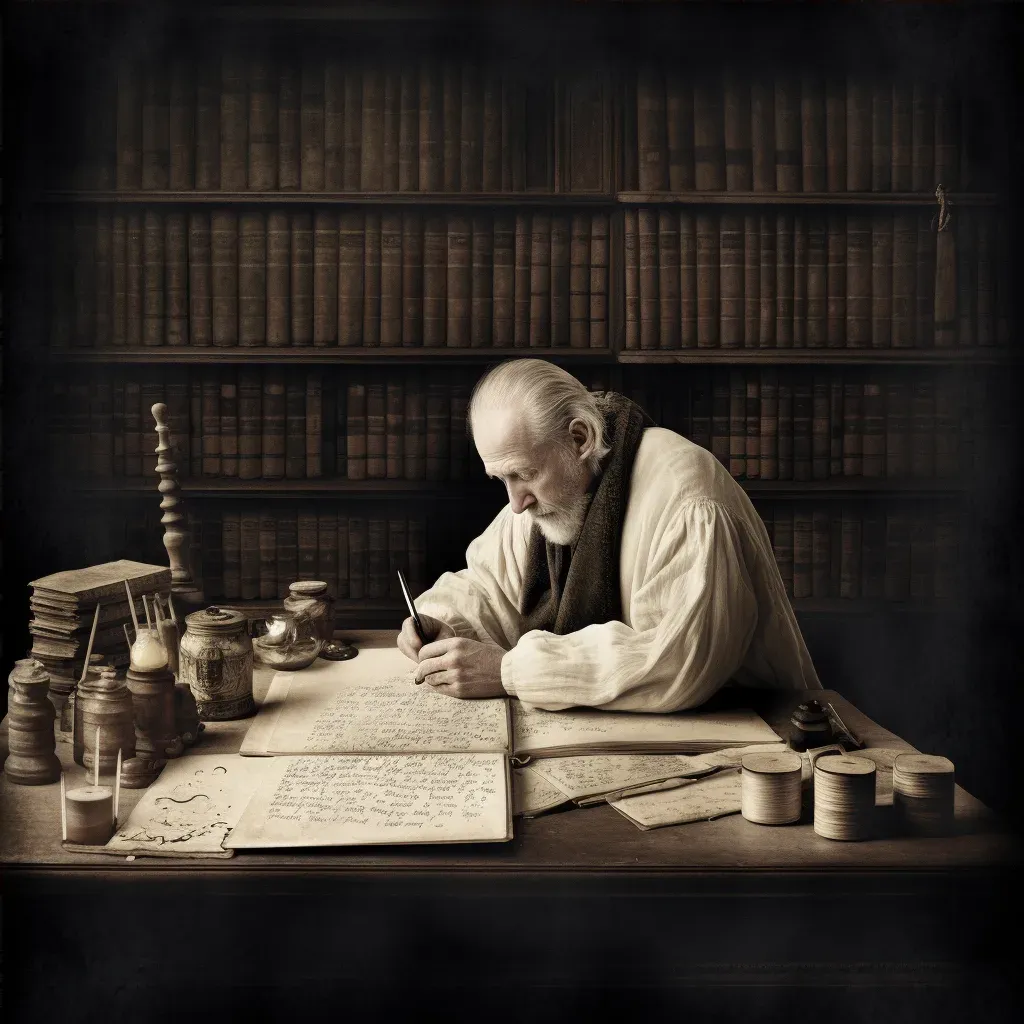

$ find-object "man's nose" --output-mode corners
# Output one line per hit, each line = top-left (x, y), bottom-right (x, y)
(507, 482), (536, 514)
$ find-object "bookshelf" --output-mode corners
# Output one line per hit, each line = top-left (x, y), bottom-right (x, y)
(8, 2), (1013, 636)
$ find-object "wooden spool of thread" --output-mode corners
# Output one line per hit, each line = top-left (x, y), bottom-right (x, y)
(893, 753), (955, 836)
(65, 785), (114, 846)
(6, 658), (62, 786)
(813, 755), (876, 842)
(81, 668), (136, 774)
(741, 751), (803, 825)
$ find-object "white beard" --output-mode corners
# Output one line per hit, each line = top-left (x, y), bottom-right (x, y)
(527, 493), (592, 547)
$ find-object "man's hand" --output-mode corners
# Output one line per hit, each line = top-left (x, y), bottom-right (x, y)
(413, 637), (506, 699)
(397, 613), (456, 662)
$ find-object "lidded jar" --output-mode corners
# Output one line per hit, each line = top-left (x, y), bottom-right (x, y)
(178, 606), (255, 721)
(283, 581), (335, 644)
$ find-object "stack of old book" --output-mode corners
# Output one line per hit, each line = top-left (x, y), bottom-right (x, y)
(29, 560), (171, 706)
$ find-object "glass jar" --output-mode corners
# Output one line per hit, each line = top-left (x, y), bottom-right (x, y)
(283, 581), (335, 644)
(179, 607), (255, 721)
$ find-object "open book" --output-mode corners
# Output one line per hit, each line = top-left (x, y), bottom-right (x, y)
(240, 647), (781, 759)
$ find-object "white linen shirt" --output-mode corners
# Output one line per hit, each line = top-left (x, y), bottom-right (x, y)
(416, 427), (822, 712)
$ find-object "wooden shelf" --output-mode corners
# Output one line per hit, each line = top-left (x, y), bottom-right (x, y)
(219, 598), (406, 627)
(619, 349), (1013, 366)
(72, 477), (961, 499)
(43, 191), (615, 207)
(49, 348), (617, 365)
(792, 598), (958, 615)
(617, 191), (1000, 207)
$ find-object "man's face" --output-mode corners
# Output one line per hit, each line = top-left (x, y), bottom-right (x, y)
(473, 408), (593, 546)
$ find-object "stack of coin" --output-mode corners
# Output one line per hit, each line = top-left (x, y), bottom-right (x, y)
(741, 752), (803, 825)
(893, 753), (955, 836)
(813, 755), (876, 841)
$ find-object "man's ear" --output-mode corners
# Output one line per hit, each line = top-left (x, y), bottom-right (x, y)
(568, 418), (595, 462)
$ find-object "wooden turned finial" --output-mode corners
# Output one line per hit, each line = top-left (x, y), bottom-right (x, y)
(152, 403), (204, 608)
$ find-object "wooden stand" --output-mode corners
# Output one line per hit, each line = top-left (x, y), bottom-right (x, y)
(6, 659), (62, 786)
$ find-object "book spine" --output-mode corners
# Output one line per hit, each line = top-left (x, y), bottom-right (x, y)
(812, 508), (830, 597)
(306, 371), (323, 478)
(861, 508), (886, 600)
(338, 212), (364, 347)
(955, 208), (976, 348)
(404, 374), (426, 480)
(300, 58), (325, 192)
(751, 76), (775, 192)
(934, 86), (960, 191)
(636, 65), (667, 191)
(367, 519), (389, 599)
(222, 511), (241, 600)
(313, 210), (339, 347)
(801, 73), (826, 192)
(266, 211), (290, 346)
(460, 63), (483, 191)
(418, 59), (443, 191)
(423, 214), (447, 348)
(442, 61), (461, 191)
(871, 78), (892, 191)
(775, 212), (794, 348)
(728, 369), (745, 478)
(806, 214), (827, 348)
(366, 378), (387, 479)
(885, 379), (909, 478)
(342, 66), (363, 191)
(723, 67), (752, 191)
(142, 210), (164, 347)
(891, 212), (917, 349)
(248, 56), (278, 191)
(690, 373), (711, 451)
(743, 213), (759, 347)
(840, 506), (862, 600)
(259, 513), (277, 600)
(348, 517), (367, 600)
(871, 213), (893, 348)
(793, 375), (812, 482)
(219, 53), (248, 191)
(162, 213), (188, 347)
(624, 209), (639, 350)
(758, 212), (776, 348)
(450, 382), (470, 481)
(826, 212), (846, 348)
(380, 212), (404, 347)
(95, 212), (113, 347)
(386, 378), (404, 480)
(774, 75), (801, 192)
(811, 373), (829, 481)
(426, 380), (450, 481)
(829, 372), (844, 478)
(916, 210), (937, 348)
(891, 82), (912, 192)
(201, 369), (221, 476)
(666, 69), (695, 191)
(842, 378), (863, 477)
(472, 214), (495, 348)
(719, 213), (743, 349)
(116, 59), (143, 190)
(845, 214), (871, 348)
(238, 367), (262, 480)
(777, 370), (793, 480)
(862, 375), (885, 478)
(774, 505), (794, 598)
(125, 213), (142, 347)
(696, 212), (719, 349)
(239, 211), (267, 348)
(447, 214), (472, 348)
(694, 75), (724, 190)
(276, 512), (298, 598)
(513, 213), (530, 349)
(262, 371), (286, 479)
(825, 76), (846, 192)
(745, 370), (760, 479)
(285, 373), (306, 479)
(336, 514), (350, 599)
(220, 373), (238, 478)
(211, 211), (238, 347)
(383, 68), (401, 192)
(346, 381), (366, 481)
(288, 211), (312, 346)
(911, 83), (935, 194)
(759, 367), (778, 480)
(240, 511), (259, 600)
(529, 212), (551, 348)
(658, 210), (681, 350)
(793, 506), (812, 600)
(110, 214), (128, 347)
(402, 212), (424, 347)
(400, 66), (420, 191)
(141, 63), (170, 191)
(318, 513), (338, 597)
(298, 513), (318, 581)
(363, 212), (382, 347)
(186, 212), (211, 348)
(710, 368), (730, 467)
(493, 214), (515, 348)
(278, 63), (300, 190)
(846, 76), (871, 191)
(388, 519), (409, 600)
(123, 379), (141, 477)
(911, 378), (935, 478)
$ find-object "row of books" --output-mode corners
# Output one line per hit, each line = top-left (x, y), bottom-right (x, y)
(624, 207), (1008, 350)
(50, 366), (993, 484)
(751, 502), (958, 602)
(627, 68), (991, 193)
(68, 56), (604, 194)
(49, 209), (610, 350)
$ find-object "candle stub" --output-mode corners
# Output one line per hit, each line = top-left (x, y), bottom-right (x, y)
(64, 785), (115, 846)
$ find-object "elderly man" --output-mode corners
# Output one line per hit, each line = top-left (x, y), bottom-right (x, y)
(398, 359), (821, 711)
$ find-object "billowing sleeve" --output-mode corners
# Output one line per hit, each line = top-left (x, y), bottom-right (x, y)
(501, 497), (758, 712)
(414, 505), (528, 650)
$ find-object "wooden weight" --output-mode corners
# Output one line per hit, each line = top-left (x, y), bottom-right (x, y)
(6, 659), (62, 786)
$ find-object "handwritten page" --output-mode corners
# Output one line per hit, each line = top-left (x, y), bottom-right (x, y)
(242, 647), (510, 755)
(609, 769), (743, 831)
(527, 753), (717, 802)
(512, 704), (780, 758)
(225, 753), (512, 848)
(513, 767), (572, 818)
(104, 755), (272, 857)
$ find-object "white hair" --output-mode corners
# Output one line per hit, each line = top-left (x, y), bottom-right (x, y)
(468, 359), (611, 475)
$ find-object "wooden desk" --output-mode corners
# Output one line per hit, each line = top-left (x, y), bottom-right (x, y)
(2, 631), (1019, 1021)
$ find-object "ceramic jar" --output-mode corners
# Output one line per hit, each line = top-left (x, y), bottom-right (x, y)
(283, 581), (335, 644)
(179, 606), (255, 720)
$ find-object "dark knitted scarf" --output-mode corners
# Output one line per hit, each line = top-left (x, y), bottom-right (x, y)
(520, 393), (654, 635)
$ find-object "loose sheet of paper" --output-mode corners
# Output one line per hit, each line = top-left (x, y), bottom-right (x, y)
(242, 647), (510, 755)
(609, 769), (743, 831)
(513, 766), (572, 818)
(512, 704), (780, 758)
(226, 753), (511, 848)
(527, 753), (718, 802)
(105, 754), (272, 857)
